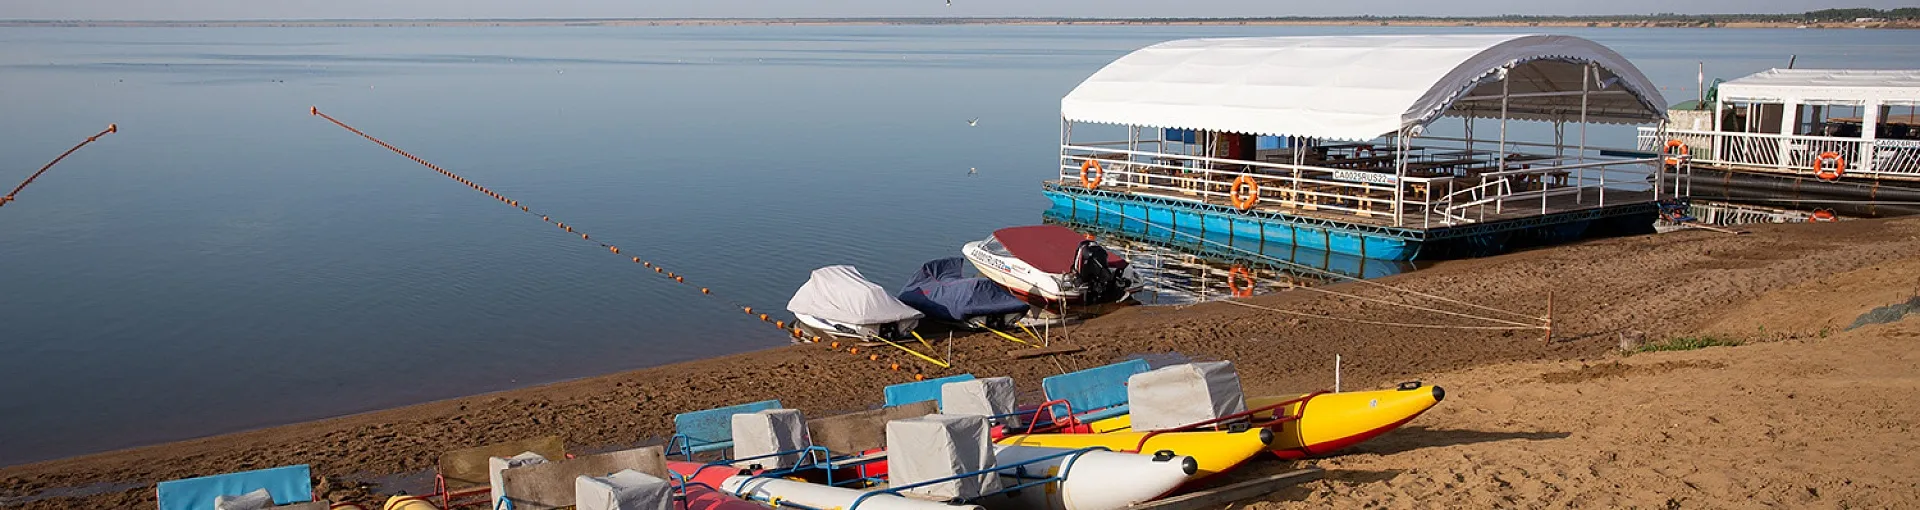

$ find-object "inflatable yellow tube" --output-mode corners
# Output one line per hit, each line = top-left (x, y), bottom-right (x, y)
(380, 495), (438, 510)
(1085, 383), (1444, 460)
(995, 427), (1270, 478)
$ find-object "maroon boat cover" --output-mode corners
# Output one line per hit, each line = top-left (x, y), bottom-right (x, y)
(992, 225), (1124, 274)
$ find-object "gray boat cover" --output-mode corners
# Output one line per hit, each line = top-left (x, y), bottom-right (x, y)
(1127, 361), (1248, 432)
(212, 489), (273, 510)
(787, 266), (925, 326)
(489, 451), (550, 507)
(731, 409), (810, 469)
(575, 469), (672, 510)
(940, 377), (1022, 428)
(886, 414), (1001, 500)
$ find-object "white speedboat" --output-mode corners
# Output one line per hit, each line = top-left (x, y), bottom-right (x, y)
(788, 265), (924, 341)
(962, 226), (1143, 308)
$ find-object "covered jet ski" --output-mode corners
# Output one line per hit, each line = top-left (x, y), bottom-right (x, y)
(787, 265), (923, 340)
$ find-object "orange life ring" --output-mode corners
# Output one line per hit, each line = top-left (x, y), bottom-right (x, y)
(1229, 175), (1260, 211)
(1080, 159), (1105, 189)
(1809, 209), (1838, 222)
(1663, 139), (1690, 166)
(1814, 152), (1845, 181)
(1227, 266), (1255, 297)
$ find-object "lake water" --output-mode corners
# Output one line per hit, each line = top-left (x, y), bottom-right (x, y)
(2, 24), (1916, 466)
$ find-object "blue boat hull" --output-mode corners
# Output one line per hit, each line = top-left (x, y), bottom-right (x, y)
(1042, 184), (1655, 262)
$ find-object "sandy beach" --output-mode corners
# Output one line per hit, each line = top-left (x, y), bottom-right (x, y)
(4, 216), (1920, 508)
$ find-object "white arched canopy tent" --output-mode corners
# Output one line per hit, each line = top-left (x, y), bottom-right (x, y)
(1055, 34), (1680, 228)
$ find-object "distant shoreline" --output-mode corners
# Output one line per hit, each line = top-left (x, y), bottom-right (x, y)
(1, 17), (1916, 29)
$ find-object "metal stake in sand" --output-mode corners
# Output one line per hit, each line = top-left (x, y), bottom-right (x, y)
(1333, 354), (1342, 393)
(1543, 290), (1556, 344)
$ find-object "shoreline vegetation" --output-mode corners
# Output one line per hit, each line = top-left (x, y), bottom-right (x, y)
(5, 10), (1920, 29)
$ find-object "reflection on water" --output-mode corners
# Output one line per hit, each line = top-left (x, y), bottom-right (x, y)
(1042, 205), (1417, 305)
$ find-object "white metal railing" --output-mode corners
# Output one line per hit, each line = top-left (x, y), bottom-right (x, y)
(1057, 144), (1674, 228)
(1639, 127), (1920, 178)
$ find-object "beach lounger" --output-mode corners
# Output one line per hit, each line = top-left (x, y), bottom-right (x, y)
(495, 446), (670, 510)
(155, 464), (315, 510)
(430, 435), (567, 509)
(667, 399), (781, 459)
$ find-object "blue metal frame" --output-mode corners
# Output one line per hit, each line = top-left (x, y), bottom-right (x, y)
(844, 446), (1108, 510)
(720, 446), (1109, 510)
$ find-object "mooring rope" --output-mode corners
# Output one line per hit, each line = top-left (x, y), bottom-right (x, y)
(1078, 200), (1546, 326)
(1216, 299), (1543, 330)
(307, 107), (936, 376)
(1, 124), (117, 209)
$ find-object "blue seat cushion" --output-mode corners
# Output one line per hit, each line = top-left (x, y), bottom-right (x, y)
(673, 399), (782, 452)
(156, 465), (312, 510)
(1041, 359), (1150, 414)
(882, 374), (976, 408)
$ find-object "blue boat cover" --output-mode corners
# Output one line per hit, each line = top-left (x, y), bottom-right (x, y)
(898, 258), (1030, 322)
(156, 464), (312, 510)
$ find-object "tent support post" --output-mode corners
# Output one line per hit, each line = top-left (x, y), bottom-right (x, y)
(1498, 66), (1511, 172)
(1579, 63), (1591, 204)
(1394, 131), (1407, 227)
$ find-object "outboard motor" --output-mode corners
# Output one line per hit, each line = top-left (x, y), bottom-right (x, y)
(1072, 240), (1127, 304)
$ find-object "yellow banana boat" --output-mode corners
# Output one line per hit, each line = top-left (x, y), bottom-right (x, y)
(994, 427), (1271, 479)
(1085, 382), (1445, 460)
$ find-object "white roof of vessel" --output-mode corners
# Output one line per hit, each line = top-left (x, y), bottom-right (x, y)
(1717, 69), (1920, 105)
(1060, 34), (1668, 141)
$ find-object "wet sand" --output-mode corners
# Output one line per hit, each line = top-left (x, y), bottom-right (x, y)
(4, 217), (1919, 508)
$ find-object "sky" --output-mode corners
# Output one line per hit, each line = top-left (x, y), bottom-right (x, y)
(2, 0), (1914, 21)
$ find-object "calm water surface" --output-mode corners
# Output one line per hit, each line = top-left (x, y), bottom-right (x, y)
(2, 25), (1916, 466)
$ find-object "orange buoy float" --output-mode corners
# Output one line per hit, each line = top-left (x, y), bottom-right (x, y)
(849, 347), (859, 354)
(1663, 139), (1690, 166)
(759, 314), (770, 322)
(1229, 176), (1260, 211)
(914, 374), (926, 381)
(655, 267), (664, 273)
(891, 363), (900, 371)
(775, 320), (786, 329)
(1227, 265), (1256, 297)
(674, 276), (684, 282)
(609, 246), (620, 254)
(830, 341), (840, 348)
(701, 287), (710, 294)
(869, 354), (879, 361)
(742, 306), (753, 314)
(1815, 151), (1845, 181)
(633, 257), (642, 263)
(1079, 159), (1105, 189)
